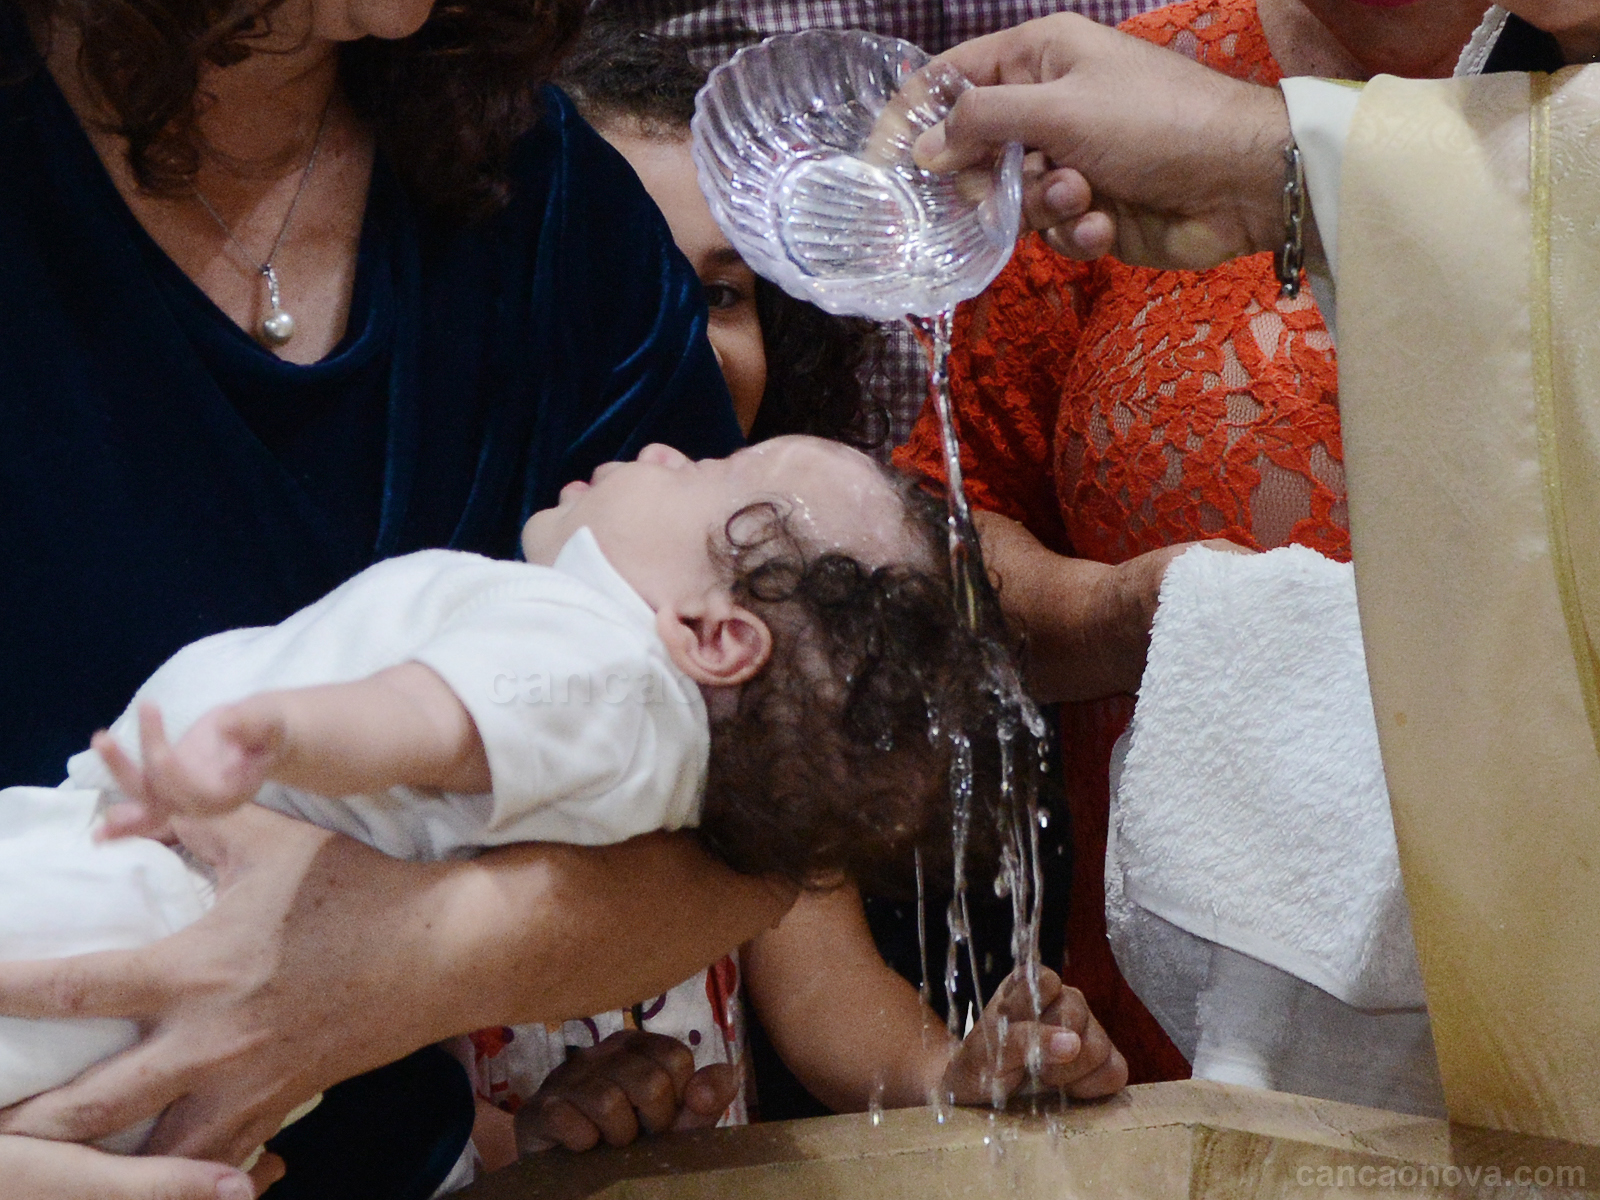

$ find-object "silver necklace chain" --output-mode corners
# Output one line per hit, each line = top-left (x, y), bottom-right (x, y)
(192, 99), (333, 348)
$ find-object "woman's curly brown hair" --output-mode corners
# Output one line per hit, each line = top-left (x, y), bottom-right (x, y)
(696, 467), (1017, 892)
(12, 0), (585, 219)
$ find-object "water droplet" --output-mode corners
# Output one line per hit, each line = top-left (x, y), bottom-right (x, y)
(985, 1112), (1006, 1164)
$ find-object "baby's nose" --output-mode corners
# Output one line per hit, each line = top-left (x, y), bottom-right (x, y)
(636, 443), (692, 469)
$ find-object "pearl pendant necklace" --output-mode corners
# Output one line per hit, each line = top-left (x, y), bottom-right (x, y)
(259, 265), (295, 347)
(193, 99), (331, 350)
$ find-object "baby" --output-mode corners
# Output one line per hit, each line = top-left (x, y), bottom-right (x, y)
(0, 435), (1006, 1148)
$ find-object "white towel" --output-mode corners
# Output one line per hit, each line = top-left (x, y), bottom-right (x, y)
(1107, 545), (1445, 1116)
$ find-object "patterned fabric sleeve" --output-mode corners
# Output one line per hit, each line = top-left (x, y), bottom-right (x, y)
(892, 235), (1091, 555)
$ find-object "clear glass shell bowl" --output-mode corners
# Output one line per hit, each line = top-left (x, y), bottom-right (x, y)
(691, 29), (1024, 321)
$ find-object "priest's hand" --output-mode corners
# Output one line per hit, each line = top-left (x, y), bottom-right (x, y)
(915, 14), (1293, 271)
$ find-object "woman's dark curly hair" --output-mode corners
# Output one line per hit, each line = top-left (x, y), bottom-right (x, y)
(11, 0), (585, 219)
(696, 465), (1017, 892)
(556, 21), (887, 448)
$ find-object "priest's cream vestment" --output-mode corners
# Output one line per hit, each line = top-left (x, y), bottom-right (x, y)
(1317, 66), (1600, 1143)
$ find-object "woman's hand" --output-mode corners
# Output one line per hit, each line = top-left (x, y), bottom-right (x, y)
(0, 808), (443, 1166)
(939, 967), (1127, 1105)
(0, 808), (793, 1165)
(514, 1030), (739, 1155)
(915, 13), (1293, 270)
(0, 1134), (281, 1200)
(977, 511), (1252, 703)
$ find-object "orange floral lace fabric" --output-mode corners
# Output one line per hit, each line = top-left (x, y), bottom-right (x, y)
(897, 0), (1348, 567)
(894, 0), (1350, 1086)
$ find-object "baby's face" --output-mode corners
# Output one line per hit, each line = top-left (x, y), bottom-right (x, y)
(522, 436), (914, 608)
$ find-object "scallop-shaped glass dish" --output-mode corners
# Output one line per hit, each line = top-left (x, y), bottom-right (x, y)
(691, 29), (1023, 321)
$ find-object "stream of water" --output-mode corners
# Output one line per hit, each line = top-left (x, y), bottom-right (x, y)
(909, 310), (1052, 1111)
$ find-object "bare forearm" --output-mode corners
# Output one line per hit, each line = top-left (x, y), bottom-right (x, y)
(979, 511), (1160, 703)
(743, 887), (954, 1112)
(250, 662), (491, 796)
(430, 834), (798, 1033)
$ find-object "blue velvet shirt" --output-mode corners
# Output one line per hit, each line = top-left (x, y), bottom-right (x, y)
(0, 8), (742, 785)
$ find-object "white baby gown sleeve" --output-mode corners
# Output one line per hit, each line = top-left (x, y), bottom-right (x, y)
(66, 530), (708, 860)
(411, 529), (708, 847)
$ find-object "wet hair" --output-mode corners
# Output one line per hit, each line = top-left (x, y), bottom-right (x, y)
(696, 466), (1015, 891)
(12, 0), (586, 220)
(556, 21), (886, 448)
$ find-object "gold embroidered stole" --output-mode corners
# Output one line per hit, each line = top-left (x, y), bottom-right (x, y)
(1339, 67), (1600, 1144)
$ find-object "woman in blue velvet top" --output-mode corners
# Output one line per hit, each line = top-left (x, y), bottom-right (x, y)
(0, 0), (795, 1195)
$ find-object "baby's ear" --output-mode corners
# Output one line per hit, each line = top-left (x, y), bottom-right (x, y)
(656, 597), (773, 688)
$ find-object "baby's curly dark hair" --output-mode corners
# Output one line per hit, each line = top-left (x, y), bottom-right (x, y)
(556, 21), (887, 449)
(696, 465), (1015, 892)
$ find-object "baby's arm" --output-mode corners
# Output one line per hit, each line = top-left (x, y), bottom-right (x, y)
(96, 663), (492, 839)
(743, 885), (946, 1111)
(743, 885), (1127, 1111)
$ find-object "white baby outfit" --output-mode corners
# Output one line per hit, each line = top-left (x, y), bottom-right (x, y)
(0, 528), (710, 1141)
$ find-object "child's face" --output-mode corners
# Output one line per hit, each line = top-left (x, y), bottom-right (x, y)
(522, 436), (914, 608)
(602, 126), (768, 434)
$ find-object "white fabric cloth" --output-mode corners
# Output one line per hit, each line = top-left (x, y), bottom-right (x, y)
(1279, 76), (1360, 333)
(2, 528), (709, 1142)
(0, 786), (210, 1149)
(1456, 5), (1514, 75)
(1106, 544), (1445, 1115)
(66, 528), (708, 860)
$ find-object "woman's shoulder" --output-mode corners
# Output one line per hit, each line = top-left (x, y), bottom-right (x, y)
(436, 86), (740, 487)
(496, 87), (670, 246)
(1119, 0), (1281, 85)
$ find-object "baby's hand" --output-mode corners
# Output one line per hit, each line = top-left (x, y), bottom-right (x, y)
(939, 966), (1127, 1106)
(514, 1030), (739, 1155)
(95, 701), (286, 840)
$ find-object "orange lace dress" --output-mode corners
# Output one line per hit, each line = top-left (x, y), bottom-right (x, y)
(894, 0), (1348, 1084)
